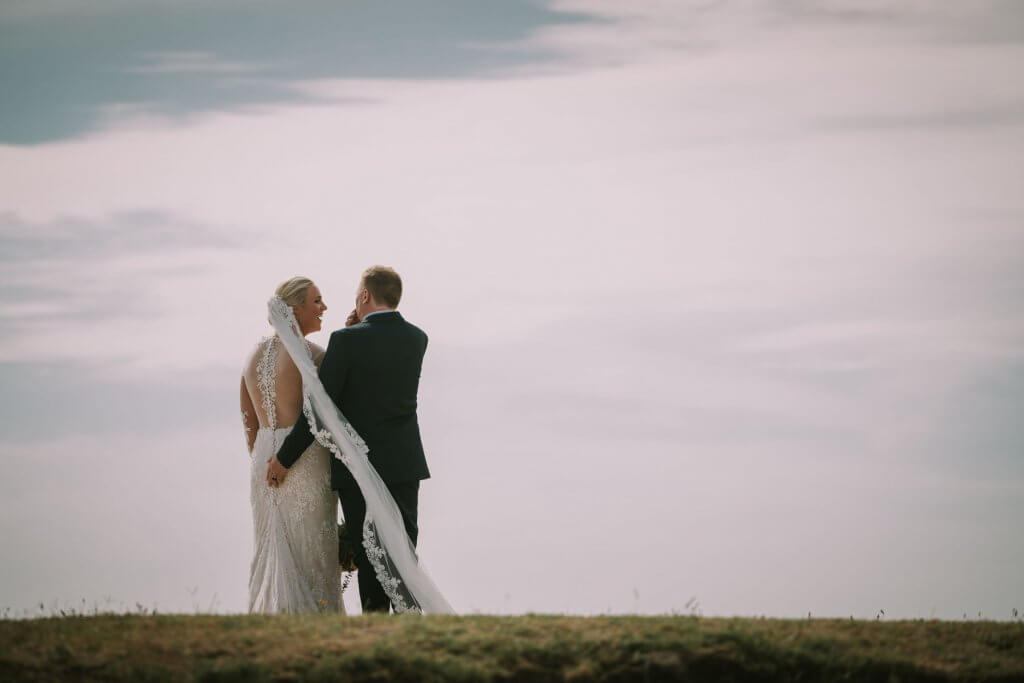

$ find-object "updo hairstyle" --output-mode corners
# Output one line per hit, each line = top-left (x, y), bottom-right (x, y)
(275, 276), (314, 306)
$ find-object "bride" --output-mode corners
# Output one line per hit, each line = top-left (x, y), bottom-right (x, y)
(240, 276), (343, 613)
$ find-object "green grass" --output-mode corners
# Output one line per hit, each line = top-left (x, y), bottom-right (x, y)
(1, 614), (1022, 682)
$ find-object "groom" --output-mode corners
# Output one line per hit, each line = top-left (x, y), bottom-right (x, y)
(267, 265), (431, 613)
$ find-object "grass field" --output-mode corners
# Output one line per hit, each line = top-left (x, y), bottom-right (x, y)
(1, 613), (1022, 682)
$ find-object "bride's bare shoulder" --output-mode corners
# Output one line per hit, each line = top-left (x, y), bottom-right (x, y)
(309, 342), (327, 367)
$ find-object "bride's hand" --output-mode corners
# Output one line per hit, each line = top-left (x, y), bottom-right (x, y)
(345, 309), (360, 327)
(266, 456), (289, 488)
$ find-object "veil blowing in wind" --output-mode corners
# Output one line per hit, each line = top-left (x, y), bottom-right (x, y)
(268, 296), (453, 614)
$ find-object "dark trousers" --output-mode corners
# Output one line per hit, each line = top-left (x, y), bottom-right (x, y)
(338, 481), (419, 613)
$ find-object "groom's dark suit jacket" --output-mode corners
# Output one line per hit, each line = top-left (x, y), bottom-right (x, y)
(276, 311), (430, 489)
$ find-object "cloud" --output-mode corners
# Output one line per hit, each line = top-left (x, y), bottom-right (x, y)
(0, 210), (238, 263)
(761, 0), (1024, 44)
(813, 102), (1024, 133)
(535, 0), (1024, 68)
(0, 211), (248, 363)
(0, 0), (595, 144)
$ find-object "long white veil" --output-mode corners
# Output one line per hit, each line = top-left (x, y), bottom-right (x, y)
(268, 297), (453, 614)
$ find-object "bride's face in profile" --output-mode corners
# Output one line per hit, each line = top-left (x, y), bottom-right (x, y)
(294, 285), (327, 336)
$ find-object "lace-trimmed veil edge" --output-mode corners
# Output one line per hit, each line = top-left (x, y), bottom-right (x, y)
(267, 296), (454, 615)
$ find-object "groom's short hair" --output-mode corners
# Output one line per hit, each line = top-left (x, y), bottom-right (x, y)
(362, 265), (402, 308)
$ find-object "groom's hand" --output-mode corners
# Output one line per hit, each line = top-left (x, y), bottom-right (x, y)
(266, 456), (289, 488)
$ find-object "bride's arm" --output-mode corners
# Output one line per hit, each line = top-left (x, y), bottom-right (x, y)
(240, 376), (258, 454)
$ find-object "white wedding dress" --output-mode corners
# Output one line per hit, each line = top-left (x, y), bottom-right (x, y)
(243, 335), (343, 614)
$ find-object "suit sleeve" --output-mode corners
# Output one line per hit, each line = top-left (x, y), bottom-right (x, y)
(275, 329), (350, 468)
(318, 329), (350, 404)
(275, 405), (313, 468)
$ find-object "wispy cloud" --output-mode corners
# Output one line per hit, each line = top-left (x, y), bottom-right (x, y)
(538, 0), (1024, 66)
(0, 211), (246, 362)
(813, 102), (1024, 133)
(0, 210), (238, 263)
(764, 0), (1024, 44)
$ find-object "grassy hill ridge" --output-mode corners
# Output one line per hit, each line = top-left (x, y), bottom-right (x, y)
(2, 614), (1022, 682)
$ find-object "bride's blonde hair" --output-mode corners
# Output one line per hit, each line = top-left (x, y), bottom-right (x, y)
(275, 276), (315, 306)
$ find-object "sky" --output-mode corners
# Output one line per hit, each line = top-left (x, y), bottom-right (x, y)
(1, 0), (1022, 619)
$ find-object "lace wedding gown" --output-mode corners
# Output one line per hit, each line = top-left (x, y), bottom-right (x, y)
(242, 336), (343, 614)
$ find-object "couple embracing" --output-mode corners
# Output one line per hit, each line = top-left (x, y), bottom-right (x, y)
(240, 266), (451, 615)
